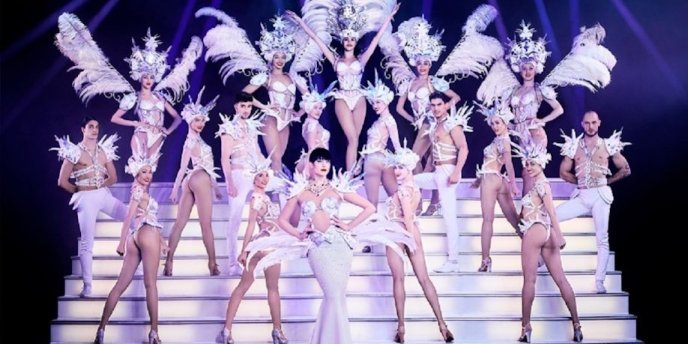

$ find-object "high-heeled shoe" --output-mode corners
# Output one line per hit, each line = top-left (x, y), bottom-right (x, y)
(573, 322), (583, 342)
(148, 330), (161, 344)
(439, 322), (454, 343)
(209, 262), (221, 276)
(393, 325), (405, 343)
(163, 260), (173, 276)
(271, 328), (288, 344)
(422, 203), (442, 216)
(478, 257), (492, 272)
(217, 328), (234, 344)
(518, 324), (532, 343)
(93, 328), (104, 344)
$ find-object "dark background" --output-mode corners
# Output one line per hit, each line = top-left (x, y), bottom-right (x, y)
(2, 0), (686, 342)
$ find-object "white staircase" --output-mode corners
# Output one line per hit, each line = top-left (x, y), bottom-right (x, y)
(51, 180), (641, 343)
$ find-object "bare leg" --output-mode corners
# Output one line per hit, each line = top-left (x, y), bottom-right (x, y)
(147, 137), (164, 160)
(223, 251), (264, 329)
(130, 132), (147, 159)
(164, 179), (194, 276)
(277, 123), (290, 171)
(189, 171), (219, 275)
(262, 117), (282, 172)
(496, 179), (520, 230)
(542, 240), (580, 324)
(334, 100), (359, 171)
(521, 225), (547, 328)
(264, 262), (283, 331)
(136, 227), (162, 333)
(363, 157), (384, 207)
(385, 245), (406, 338)
(97, 236), (141, 330)
(381, 167), (399, 200)
(351, 98), (367, 150)
(479, 175), (500, 268)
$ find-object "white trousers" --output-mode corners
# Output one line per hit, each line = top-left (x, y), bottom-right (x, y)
(414, 165), (460, 260)
(70, 188), (127, 285)
(225, 170), (282, 268)
(556, 186), (613, 282)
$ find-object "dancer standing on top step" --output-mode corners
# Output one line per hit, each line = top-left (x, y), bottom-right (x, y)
(555, 111), (631, 294)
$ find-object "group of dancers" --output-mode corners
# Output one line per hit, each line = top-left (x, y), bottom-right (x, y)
(51, 1), (632, 343)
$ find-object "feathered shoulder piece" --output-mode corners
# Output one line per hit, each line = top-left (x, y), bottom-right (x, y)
(444, 103), (473, 133)
(553, 129), (582, 159)
(331, 166), (364, 195)
(281, 171), (310, 199)
(50, 135), (81, 164)
(196, 8), (268, 84)
(98, 133), (121, 161)
(542, 24), (617, 92)
(435, 4), (503, 83)
(604, 129), (630, 156)
(55, 13), (134, 103)
(215, 113), (265, 139)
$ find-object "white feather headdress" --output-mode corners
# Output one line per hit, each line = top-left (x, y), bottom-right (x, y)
(125, 29), (170, 82)
(383, 139), (419, 170)
(181, 87), (219, 124)
(300, 79), (337, 112)
(362, 70), (394, 104)
(513, 137), (551, 168)
(396, 17), (445, 66)
(244, 153), (274, 180)
(507, 21), (550, 74)
(125, 151), (161, 176)
(258, 16), (297, 62)
(475, 100), (514, 124)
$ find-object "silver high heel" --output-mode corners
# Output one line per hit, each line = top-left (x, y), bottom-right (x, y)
(271, 328), (288, 344)
(148, 330), (161, 344)
(93, 328), (104, 344)
(478, 257), (492, 272)
(217, 328), (234, 344)
(422, 203), (442, 216)
(573, 322), (583, 342)
(518, 324), (532, 343)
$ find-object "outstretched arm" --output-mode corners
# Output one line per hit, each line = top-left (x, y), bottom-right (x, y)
(559, 156), (577, 184)
(607, 152), (631, 185)
(286, 10), (337, 65)
(359, 3), (400, 65)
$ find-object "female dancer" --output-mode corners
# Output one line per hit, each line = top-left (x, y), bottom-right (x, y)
(295, 81), (336, 176)
(382, 146), (454, 343)
(472, 103), (520, 272)
(380, 5), (502, 214)
(513, 141), (582, 343)
(478, 22), (616, 193)
(245, 147), (413, 343)
(55, 13), (201, 163)
(287, 0), (399, 170)
(217, 155), (288, 344)
(94, 153), (165, 344)
(164, 88), (222, 276)
(197, 9), (313, 173)
(359, 73), (402, 208)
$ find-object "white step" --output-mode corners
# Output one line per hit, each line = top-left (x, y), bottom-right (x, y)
(57, 292), (629, 319)
(98, 199), (576, 221)
(64, 271), (623, 297)
(51, 315), (636, 343)
(72, 252), (616, 275)
(88, 232), (600, 257)
(94, 216), (595, 237)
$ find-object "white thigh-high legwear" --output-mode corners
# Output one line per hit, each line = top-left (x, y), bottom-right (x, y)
(308, 229), (354, 344)
(226, 170), (254, 268)
(556, 186), (613, 282)
(70, 188), (128, 285)
(414, 165), (460, 261)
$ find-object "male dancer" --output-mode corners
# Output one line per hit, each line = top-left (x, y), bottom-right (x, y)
(555, 111), (631, 293)
(53, 116), (127, 297)
(414, 92), (471, 273)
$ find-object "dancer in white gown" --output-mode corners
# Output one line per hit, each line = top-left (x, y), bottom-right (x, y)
(245, 147), (414, 344)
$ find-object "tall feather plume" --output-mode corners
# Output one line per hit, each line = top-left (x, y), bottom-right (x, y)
(55, 13), (134, 103)
(288, 3), (332, 75)
(196, 8), (268, 84)
(435, 4), (503, 83)
(542, 24), (617, 91)
(357, 0), (397, 37)
(154, 36), (203, 104)
(476, 59), (520, 106)
(379, 29), (415, 94)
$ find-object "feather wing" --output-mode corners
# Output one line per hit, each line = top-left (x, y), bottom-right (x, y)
(154, 36), (203, 104)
